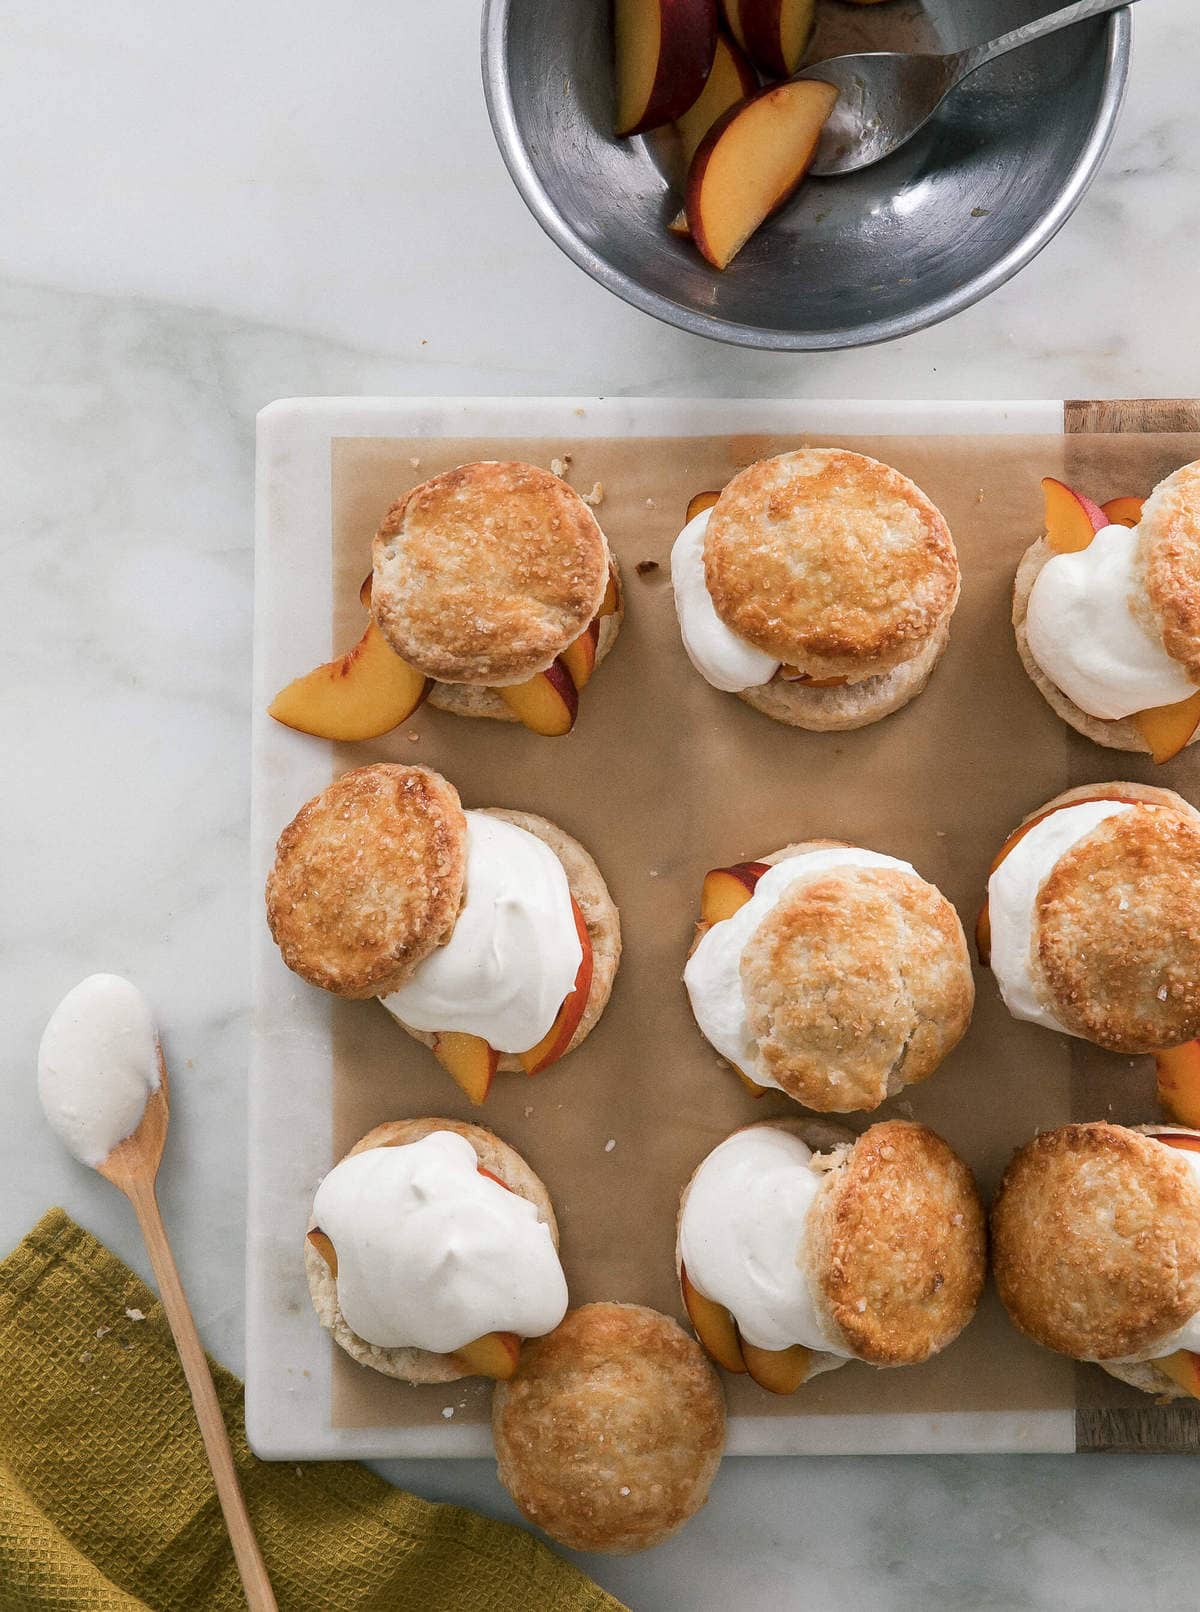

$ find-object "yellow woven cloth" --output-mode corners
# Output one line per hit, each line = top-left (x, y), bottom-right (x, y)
(0, 1210), (627, 1612)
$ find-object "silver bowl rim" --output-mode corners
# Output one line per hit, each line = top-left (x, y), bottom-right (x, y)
(480, 2), (1131, 351)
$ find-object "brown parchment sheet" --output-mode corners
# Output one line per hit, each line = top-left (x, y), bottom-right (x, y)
(320, 427), (1199, 1438)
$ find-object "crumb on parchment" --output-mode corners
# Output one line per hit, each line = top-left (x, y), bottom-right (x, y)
(635, 560), (659, 577)
(125, 1308), (144, 1322)
(581, 482), (604, 507)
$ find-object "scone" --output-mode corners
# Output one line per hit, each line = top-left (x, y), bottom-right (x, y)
(991, 1121), (1200, 1401)
(1013, 462), (1200, 761)
(306, 1118), (566, 1383)
(677, 1119), (985, 1391)
(372, 461), (623, 736)
(492, 1302), (725, 1553)
(684, 839), (973, 1111)
(978, 781), (1200, 1054)
(265, 763), (620, 1100)
(670, 449), (959, 729)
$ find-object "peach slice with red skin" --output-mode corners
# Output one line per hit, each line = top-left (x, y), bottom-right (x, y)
(307, 1228), (338, 1278)
(359, 572), (373, 608)
(598, 564), (621, 619)
(1132, 693), (1200, 765)
(1156, 1348), (1200, 1399)
(681, 1263), (746, 1372)
(1101, 496), (1145, 529)
(1041, 476), (1108, 555)
(1156, 1128), (1200, 1157)
(1156, 1043), (1200, 1129)
(687, 489), (722, 522)
(676, 30), (758, 165)
(269, 621), (431, 742)
(452, 1330), (522, 1380)
(497, 658), (579, 736)
(686, 79), (838, 270)
(721, 0), (815, 78)
(519, 898), (594, 1075)
(700, 860), (768, 924)
(615, 0), (719, 137)
(561, 620), (600, 691)
(777, 666), (847, 687)
(432, 1032), (499, 1105)
(741, 1337), (812, 1393)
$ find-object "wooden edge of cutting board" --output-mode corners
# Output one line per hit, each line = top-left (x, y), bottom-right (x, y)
(1067, 396), (1200, 1451)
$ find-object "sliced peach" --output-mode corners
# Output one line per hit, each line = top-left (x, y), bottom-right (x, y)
(700, 860), (768, 924)
(359, 572), (373, 608)
(496, 658), (579, 736)
(615, 0), (719, 137)
(975, 903), (992, 968)
(732, 1063), (768, 1098)
(561, 620), (600, 691)
(1041, 476), (1108, 555)
(452, 1330), (521, 1380)
(476, 1163), (513, 1191)
(432, 1032), (499, 1105)
(722, 0), (814, 79)
(1156, 1349), (1200, 1399)
(269, 621), (431, 742)
(675, 30), (758, 166)
(777, 666), (847, 687)
(599, 565), (621, 618)
(741, 1337), (812, 1394)
(1132, 692), (1200, 765)
(1101, 496), (1144, 529)
(1156, 1127), (1200, 1157)
(681, 1263), (746, 1372)
(307, 1227), (338, 1278)
(519, 898), (594, 1075)
(687, 79), (837, 270)
(1155, 1044), (1200, 1130)
(686, 489), (722, 522)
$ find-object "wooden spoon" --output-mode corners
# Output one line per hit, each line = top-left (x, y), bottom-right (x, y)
(98, 1048), (278, 1611)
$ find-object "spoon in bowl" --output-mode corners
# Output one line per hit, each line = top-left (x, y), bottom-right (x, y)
(798, 0), (1139, 178)
(38, 976), (277, 1611)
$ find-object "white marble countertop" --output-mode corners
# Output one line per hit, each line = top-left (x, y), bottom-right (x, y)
(4, 1), (1200, 1606)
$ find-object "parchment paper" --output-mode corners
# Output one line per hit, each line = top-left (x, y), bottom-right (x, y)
(320, 428), (1200, 1434)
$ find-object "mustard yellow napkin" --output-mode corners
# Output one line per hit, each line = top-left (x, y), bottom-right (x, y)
(0, 1210), (627, 1612)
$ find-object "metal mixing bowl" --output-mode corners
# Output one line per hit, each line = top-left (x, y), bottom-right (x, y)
(482, 0), (1130, 349)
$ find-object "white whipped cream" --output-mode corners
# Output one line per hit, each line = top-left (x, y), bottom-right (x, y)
(670, 507), (779, 693)
(37, 974), (160, 1167)
(381, 811), (582, 1054)
(684, 847), (916, 1091)
(1025, 524), (1196, 720)
(679, 1126), (849, 1354)
(312, 1130), (568, 1353)
(988, 800), (1133, 1036)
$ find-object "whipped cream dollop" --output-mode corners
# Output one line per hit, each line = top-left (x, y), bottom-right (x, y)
(312, 1130), (568, 1353)
(988, 800), (1133, 1035)
(670, 507), (779, 693)
(37, 974), (160, 1166)
(1025, 524), (1197, 720)
(684, 847), (917, 1091)
(678, 1126), (849, 1355)
(381, 811), (582, 1053)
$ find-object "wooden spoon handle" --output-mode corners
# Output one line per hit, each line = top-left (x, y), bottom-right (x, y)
(127, 1177), (278, 1611)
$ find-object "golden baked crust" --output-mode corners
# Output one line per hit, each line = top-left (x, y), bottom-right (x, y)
(385, 807), (621, 1073)
(738, 857), (973, 1113)
(305, 1117), (557, 1384)
(1012, 537), (1200, 753)
(371, 462), (609, 685)
(266, 765), (467, 999)
(1138, 460), (1200, 681)
(427, 562), (624, 719)
(804, 1120), (986, 1365)
(991, 1122), (1200, 1362)
(1033, 799), (1200, 1052)
(704, 449), (959, 680)
(492, 1303), (725, 1554)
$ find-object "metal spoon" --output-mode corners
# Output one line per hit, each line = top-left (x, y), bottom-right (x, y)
(798, 0), (1138, 178)
(97, 1050), (279, 1611)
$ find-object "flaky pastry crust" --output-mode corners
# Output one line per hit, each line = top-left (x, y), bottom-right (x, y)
(1138, 459), (1200, 682)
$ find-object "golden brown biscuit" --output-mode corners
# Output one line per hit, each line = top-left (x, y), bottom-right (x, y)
(492, 1303), (725, 1554)
(384, 807), (621, 1072)
(991, 1122), (1200, 1367)
(1138, 459), (1200, 681)
(305, 1118), (558, 1384)
(371, 462), (610, 685)
(1012, 785), (1200, 1053)
(736, 845), (972, 1112)
(704, 449), (959, 682)
(266, 764), (467, 999)
(804, 1120), (985, 1365)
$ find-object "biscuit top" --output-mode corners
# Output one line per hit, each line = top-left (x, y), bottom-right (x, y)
(1138, 459), (1200, 681)
(1034, 801), (1200, 1053)
(804, 1121), (986, 1365)
(703, 449), (959, 678)
(991, 1123), (1200, 1360)
(371, 461), (609, 684)
(739, 865), (973, 1112)
(265, 763), (467, 999)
